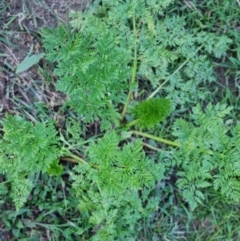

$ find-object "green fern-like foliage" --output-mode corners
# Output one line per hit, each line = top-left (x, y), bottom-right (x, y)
(41, 24), (131, 130)
(41, 0), (177, 131)
(39, 0), (237, 230)
(131, 98), (170, 129)
(42, 0), (233, 127)
(0, 115), (61, 210)
(171, 103), (240, 210)
(72, 131), (164, 239)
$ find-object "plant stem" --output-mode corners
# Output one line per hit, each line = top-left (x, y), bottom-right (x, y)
(142, 142), (161, 152)
(59, 132), (78, 150)
(62, 149), (88, 165)
(125, 119), (139, 128)
(60, 156), (80, 164)
(121, 15), (138, 119)
(132, 130), (180, 147)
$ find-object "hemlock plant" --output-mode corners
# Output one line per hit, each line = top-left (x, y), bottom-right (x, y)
(0, 0), (239, 239)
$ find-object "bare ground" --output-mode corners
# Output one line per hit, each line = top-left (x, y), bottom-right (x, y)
(0, 0), (91, 120)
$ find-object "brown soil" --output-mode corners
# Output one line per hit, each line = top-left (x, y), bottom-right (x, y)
(0, 0), (91, 120)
